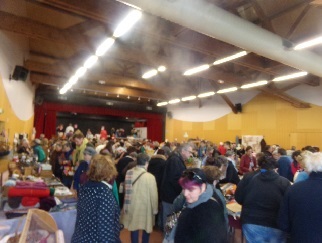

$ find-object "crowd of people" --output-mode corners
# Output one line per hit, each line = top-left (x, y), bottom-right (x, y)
(15, 125), (322, 242)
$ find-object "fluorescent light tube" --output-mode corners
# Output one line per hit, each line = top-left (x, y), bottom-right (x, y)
(95, 38), (115, 56)
(75, 66), (87, 78)
(84, 55), (98, 68)
(67, 75), (78, 85)
(113, 10), (142, 38)
(217, 87), (238, 93)
(213, 51), (247, 65)
(197, 91), (215, 98)
(181, 95), (196, 101)
(294, 36), (322, 50)
(241, 80), (268, 89)
(157, 102), (168, 106)
(168, 99), (180, 104)
(184, 64), (210, 76)
(142, 69), (158, 79)
(158, 66), (166, 72)
(272, 71), (308, 82)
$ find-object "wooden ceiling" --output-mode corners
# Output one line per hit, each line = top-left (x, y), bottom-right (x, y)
(1, 0), (322, 112)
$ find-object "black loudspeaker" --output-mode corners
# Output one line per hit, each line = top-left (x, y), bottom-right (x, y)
(235, 103), (242, 113)
(12, 65), (29, 81)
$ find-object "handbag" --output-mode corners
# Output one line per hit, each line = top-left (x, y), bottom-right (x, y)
(164, 210), (182, 235)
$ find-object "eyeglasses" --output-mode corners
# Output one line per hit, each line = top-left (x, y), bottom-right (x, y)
(182, 170), (204, 183)
(185, 149), (193, 154)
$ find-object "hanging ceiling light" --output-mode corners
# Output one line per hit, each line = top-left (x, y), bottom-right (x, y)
(113, 10), (142, 38)
(157, 66), (166, 72)
(294, 36), (322, 50)
(95, 38), (115, 56)
(84, 55), (98, 68)
(213, 51), (247, 65)
(142, 69), (158, 79)
(241, 80), (268, 89)
(181, 95), (196, 101)
(183, 64), (210, 76)
(197, 91), (215, 98)
(272, 71), (308, 82)
(217, 87), (238, 93)
(157, 101), (168, 106)
(168, 99), (180, 104)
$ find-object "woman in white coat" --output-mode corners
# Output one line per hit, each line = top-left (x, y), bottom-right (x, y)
(121, 153), (158, 243)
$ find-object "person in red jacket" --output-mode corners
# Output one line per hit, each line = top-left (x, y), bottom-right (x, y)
(100, 126), (108, 140)
(239, 146), (257, 174)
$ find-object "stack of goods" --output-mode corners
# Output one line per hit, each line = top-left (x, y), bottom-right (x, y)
(39, 164), (53, 178)
(0, 140), (10, 157)
(5, 181), (56, 219)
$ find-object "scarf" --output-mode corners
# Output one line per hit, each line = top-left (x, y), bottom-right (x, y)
(186, 184), (213, 209)
(124, 166), (146, 213)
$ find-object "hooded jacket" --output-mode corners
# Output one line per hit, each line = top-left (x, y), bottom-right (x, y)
(160, 151), (186, 203)
(235, 170), (290, 228)
(175, 185), (228, 243)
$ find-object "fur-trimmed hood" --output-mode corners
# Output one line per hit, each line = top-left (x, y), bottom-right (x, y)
(151, 154), (166, 161)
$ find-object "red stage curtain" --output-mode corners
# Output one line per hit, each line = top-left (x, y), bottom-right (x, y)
(34, 102), (164, 142)
(43, 110), (57, 139)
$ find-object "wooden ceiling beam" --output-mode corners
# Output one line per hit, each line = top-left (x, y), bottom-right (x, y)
(285, 5), (311, 39)
(0, 11), (89, 51)
(37, 0), (282, 75)
(258, 86), (310, 108)
(208, 79), (238, 113)
(0, 11), (248, 85)
(28, 64), (162, 93)
(250, 0), (275, 32)
(30, 73), (164, 99)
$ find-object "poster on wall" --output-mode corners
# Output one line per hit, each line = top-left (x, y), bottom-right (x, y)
(135, 127), (147, 139)
(242, 135), (263, 153)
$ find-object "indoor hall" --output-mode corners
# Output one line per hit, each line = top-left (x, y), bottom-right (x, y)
(1, 0), (322, 242)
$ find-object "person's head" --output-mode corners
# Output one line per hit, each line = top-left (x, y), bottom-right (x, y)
(137, 153), (150, 166)
(202, 166), (222, 185)
(32, 139), (42, 147)
(179, 168), (207, 204)
(265, 145), (273, 153)
(205, 146), (214, 157)
(157, 149), (165, 155)
(88, 155), (117, 182)
(63, 142), (72, 152)
(301, 151), (322, 173)
(225, 150), (235, 159)
(245, 146), (253, 156)
(55, 143), (63, 152)
(83, 146), (97, 161)
(292, 150), (302, 161)
(302, 146), (316, 153)
(22, 139), (29, 148)
(126, 146), (137, 154)
(178, 143), (193, 160)
(278, 148), (287, 156)
(224, 141), (231, 149)
(73, 132), (84, 146)
(257, 154), (278, 170)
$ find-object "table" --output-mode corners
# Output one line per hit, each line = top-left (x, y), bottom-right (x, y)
(0, 209), (76, 242)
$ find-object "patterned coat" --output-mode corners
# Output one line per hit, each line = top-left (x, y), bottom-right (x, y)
(121, 167), (158, 233)
(72, 180), (121, 243)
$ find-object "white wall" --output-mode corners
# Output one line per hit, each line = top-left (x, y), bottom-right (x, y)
(0, 30), (35, 121)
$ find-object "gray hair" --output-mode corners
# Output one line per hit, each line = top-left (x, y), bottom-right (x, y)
(178, 143), (192, 153)
(302, 151), (322, 173)
(137, 153), (150, 166)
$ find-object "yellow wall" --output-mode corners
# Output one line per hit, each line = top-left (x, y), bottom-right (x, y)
(165, 94), (322, 149)
(0, 76), (34, 143)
